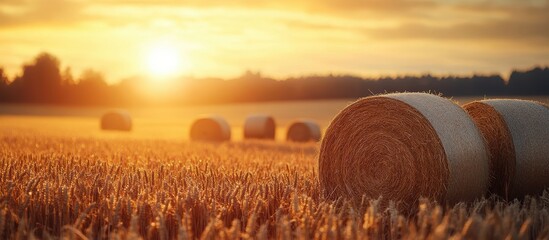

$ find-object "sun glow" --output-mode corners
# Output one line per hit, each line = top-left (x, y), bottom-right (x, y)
(146, 44), (186, 78)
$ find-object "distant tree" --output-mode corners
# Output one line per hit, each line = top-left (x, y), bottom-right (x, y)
(62, 67), (75, 86)
(112, 77), (145, 106)
(508, 67), (549, 95)
(0, 68), (8, 101)
(0, 52), (547, 106)
(78, 69), (107, 89)
(0, 68), (8, 87)
(74, 69), (110, 105)
(21, 53), (62, 87)
(240, 70), (262, 81)
(9, 53), (63, 103)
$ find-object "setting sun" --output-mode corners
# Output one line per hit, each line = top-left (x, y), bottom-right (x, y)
(146, 44), (184, 78)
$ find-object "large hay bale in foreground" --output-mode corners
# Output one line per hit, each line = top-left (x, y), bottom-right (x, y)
(463, 99), (549, 199)
(100, 110), (132, 131)
(244, 114), (276, 140)
(190, 116), (231, 142)
(319, 93), (489, 208)
(287, 120), (321, 142)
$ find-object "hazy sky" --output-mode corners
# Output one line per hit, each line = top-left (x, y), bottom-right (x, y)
(0, 0), (548, 83)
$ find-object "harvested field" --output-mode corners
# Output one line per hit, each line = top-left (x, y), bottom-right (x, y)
(1, 131), (548, 239)
(1, 99), (549, 239)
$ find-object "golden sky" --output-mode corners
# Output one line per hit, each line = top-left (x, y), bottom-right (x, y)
(0, 0), (548, 83)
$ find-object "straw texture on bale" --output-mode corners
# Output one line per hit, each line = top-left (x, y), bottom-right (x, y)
(244, 114), (276, 140)
(190, 116), (231, 142)
(286, 120), (321, 142)
(100, 110), (132, 131)
(463, 99), (549, 199)
(319, 93), (489, 209)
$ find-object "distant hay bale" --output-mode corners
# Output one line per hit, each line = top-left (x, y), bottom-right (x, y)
(244, 114), (276, 140)
(463, 99), (549, 199)
(100, 110), (132, 131)
(286, 120), (321, 142)
(190, 116), (231, 142)
(319, 93), (490, 209)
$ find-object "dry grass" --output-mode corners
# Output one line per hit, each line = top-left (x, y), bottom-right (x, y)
(1, 132), (548, 239)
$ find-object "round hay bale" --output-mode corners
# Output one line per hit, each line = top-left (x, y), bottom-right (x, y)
(244, 114), (276, 140)
(319, 93), (489, 209)
(286, 120), (321, 142)
(100, 110), (132, 131)
(190, 116), (231, 142)
(463, 99), (549, 199)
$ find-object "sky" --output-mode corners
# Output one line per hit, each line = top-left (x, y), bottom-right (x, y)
(0, 0), (548, 83)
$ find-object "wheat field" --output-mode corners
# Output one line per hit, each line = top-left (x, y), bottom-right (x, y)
(1, 131), (548, 239)
(1, 103), (549, 240)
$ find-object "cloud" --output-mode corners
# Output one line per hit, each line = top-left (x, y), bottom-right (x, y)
(47, 0), (440, 21)
(0, 0), (547, 80)
(367, 20), (548, 41)
(0, 0), (86, 27)
(1, 0), (546, 45)
(94, 0), (436, 12)
(309, 0), (437, 14)
(363, 2), (549, 44)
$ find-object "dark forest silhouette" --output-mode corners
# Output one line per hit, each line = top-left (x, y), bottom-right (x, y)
(0, 53), (548, 106)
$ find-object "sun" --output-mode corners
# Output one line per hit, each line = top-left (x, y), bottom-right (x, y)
(146, 44), (184, 78)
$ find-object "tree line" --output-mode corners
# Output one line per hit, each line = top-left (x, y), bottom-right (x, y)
(0, 53), (547, 106)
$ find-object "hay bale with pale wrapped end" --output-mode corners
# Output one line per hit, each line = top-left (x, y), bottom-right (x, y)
(286, 120), (321, 142)
(463, 99), (549, 199)
(244, 114), (276, 140)
(100, 110), (132, 131)
(319, 93), (490, 210)
(190, 116), (231, 142)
